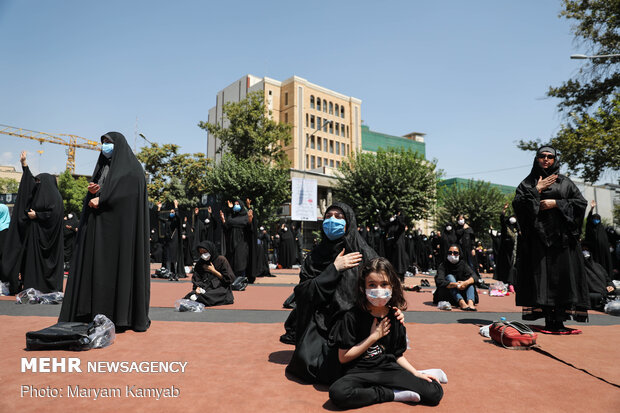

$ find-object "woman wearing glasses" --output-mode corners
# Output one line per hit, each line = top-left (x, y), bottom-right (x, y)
(433, 244), (479, 311)
(513, 146), (588, 334)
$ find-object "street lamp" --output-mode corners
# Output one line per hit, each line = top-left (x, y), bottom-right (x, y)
(570, 53), (620, 59)
(138, 133), (153, 144)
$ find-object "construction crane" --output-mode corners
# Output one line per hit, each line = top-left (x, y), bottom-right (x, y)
(0, 124), (100, 173)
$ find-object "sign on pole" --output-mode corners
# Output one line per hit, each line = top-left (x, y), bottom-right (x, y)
(291, 178), (317, 221)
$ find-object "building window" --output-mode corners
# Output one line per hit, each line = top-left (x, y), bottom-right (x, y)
(341, 142), (346, 155)
(341, 124), (345, 136)
(347, 144), (350, 155)
(341, 106), (345, 118)
(336, 141), (340, 155)
(329, 122), (333, 134)
(310, 115), (315, 129)
(310, 95), (315, 109)
(335, 122), (339, 136)
(329, 140), (334, 153)
(329, 102), (333, 114)
(311, 156), (315, 169)
(284, 113), (288, 124)
(285, 92), (288, 106)
(346, 125), (349, 138)
(306, 114), (308, 127)
(324, 139), (328, 151)
(335, 103), (339, 116)
(317, 116), (321, 130)
(324, 157), (328, 166)
(310, 135), (315, 149)
(323, 120), (328, 133)
(336, 160), (340, 168)
(317, 137), (322, 150)
(269, 90), (272, 95)
(330, 159), (334, 167)
(317, 98), (321, 111)
(317, 157), (322, 167)
(323, 99), (327, 113)
(306, 154), (309, 169)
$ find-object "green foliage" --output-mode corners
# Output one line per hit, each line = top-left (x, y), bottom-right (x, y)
(548, 0), (620, 113)
(436, 179), (508, 239)
(57, 170), (88, 216)
(517, 95), (620, 183)
(198, 90), (292, 167)
(205, 154), (290, 224)
(136, 143), (209, 207)
(0, 177), (19, 193)
(334, 148), (437, 225)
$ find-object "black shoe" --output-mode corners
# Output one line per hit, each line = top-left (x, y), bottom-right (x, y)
(279, 333), (295, 345)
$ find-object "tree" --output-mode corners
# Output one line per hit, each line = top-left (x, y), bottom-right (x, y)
(517, 96), (620, 183)
(57, 170), (88, 216)
(436, 179), (509, 241)
(0, 177), (19, 193)
(518, 0), (620, 183)
(136, 143), (209, 207)
(205, 154), (290, 224)
(547, 0), (620, 113)
(334, 148), (437, 225)
(198, 90), (292, 167)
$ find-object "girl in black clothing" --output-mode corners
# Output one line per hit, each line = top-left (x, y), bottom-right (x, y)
(184, 241), (234, 306)
(329, 257), (445, 409)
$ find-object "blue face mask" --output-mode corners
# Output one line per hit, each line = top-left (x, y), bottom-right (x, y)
(323, 217), (346, 240)
(169, 213), (175, 218)
(593, 219), (601, 225)
(233, 204), (241, 212)
(101, 143), (114, 158)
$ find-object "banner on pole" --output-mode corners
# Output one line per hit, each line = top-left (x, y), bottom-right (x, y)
(291, 178), (317, 221)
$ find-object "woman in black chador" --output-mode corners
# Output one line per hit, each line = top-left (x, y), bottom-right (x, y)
(277, 221), (297, 269)
(59, 132), (151, 332)
(285, 202), (378, 384)
(513, 146), (588, 333)
(219, 199), (250, 278)
(494, 202), (520, 285)
(1, 151), (64, 294)
(585, 200), (613, 278)
(183, 241), (234, 306)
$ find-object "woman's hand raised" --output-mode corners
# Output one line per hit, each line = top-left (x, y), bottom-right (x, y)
(333, 249), (362, 271)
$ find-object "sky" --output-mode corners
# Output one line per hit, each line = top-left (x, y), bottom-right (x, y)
(0, 0), (604, 187)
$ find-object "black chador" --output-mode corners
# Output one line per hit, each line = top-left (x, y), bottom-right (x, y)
(277, 222), (297, 269)
(221, 200), (250, 277)
(585, 206), (613, 278)
(183, 241), (234, 306)
(1, 166), (64, 294)
(59, 132), (150, 332)
(513, 147), (589, 326)
(494, 212), (519, 284)
(380, 213), (409, 278)
(63, 213), (79, 265)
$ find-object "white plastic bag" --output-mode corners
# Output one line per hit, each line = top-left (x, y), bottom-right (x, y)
(437, 301), (452, 311)
(175, 299), (205, 312)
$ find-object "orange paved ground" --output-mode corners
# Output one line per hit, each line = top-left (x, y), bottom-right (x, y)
(1, 269), (618, 412)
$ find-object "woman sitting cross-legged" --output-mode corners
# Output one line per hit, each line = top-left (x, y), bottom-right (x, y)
(183, 241), (235, 306)
(433, 244), (479, 311)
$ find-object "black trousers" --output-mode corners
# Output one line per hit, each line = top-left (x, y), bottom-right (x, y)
(329, 362), (443, 409)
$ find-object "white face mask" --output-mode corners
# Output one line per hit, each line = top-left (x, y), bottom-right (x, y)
(366, 288), (392, 307)
(204, 218), (210, 224)
(68, 213), (73, 219)
(446, 225), (452, 231)
(509, 217), (517, 225)
(457, 219), (465, 226)
(389, 216), (395, 222)
(582, 250), (591, 259)
(447, 255), (459, 264)
(259, 226), (264, 231)
(201, 253), (211, 261)
(182, 224), (186, 228)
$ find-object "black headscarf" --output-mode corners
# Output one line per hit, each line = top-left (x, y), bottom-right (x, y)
(524, 146), (561, 185)
(196, 240), (220, 258)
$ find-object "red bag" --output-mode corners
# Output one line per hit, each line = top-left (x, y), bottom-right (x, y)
(489, 320), (538, 349)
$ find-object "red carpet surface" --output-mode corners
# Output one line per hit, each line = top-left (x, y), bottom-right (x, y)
(1, 316), (619, 413)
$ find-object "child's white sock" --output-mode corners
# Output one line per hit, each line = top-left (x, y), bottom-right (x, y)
(418, 368), (448, 383)
(393, 389), (420, 402)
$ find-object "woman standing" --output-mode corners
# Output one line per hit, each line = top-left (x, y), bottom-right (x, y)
(495, 202), (519, 285)
(513, 146), (588, 333)
(59, 132), (150, 332)
(1, 151), (64, 295)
